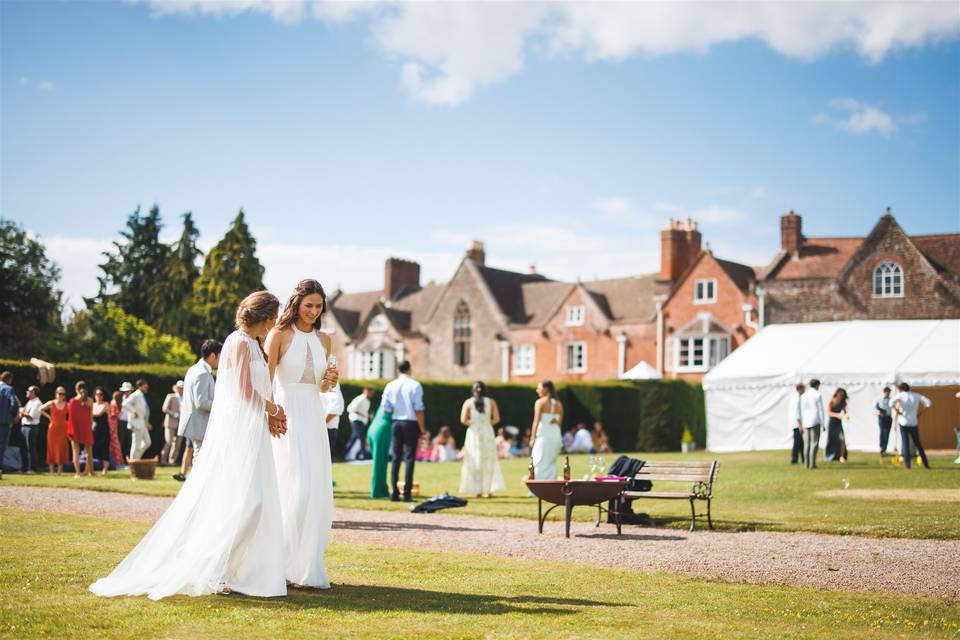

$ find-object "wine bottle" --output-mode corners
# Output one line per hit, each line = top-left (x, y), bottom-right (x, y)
(527, 458), (535, 480)
(563, 455), (571, 481)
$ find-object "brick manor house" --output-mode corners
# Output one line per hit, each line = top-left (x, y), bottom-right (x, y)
(323, 210), (960, 383)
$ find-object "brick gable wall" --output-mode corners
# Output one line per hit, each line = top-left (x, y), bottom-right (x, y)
(420, 263), (505, 381)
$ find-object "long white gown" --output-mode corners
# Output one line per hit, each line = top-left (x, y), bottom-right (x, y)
(271, 326), (333, 588)
(459, 397), (505, 495)
(90, 331), (286, 600)
(532, 398), (562, 480)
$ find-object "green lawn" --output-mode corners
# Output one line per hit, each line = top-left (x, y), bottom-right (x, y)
(5, 450), (959, 539)
(1, 509), (957, 640)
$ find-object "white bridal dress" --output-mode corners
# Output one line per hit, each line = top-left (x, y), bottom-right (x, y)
(532, 398), (562, 480)
(271, 325), (334, 588)
(90, 331), (286, 600)
(459, 397), (505, 495)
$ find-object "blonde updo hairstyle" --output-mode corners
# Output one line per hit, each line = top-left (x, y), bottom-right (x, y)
(235, 291), (280, 330)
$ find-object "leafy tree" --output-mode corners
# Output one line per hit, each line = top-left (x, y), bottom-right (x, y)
(189, 210), (266, 342)
(62, 304), (193, 366)
(149, 212), (202, 337)
(0, 219), (63, 358)
(89, 205), (170, 326)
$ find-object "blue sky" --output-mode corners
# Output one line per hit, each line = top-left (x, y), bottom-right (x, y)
(2, 1), (958, 309)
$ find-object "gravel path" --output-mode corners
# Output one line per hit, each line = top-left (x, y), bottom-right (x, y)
(3, 486), (958, 599)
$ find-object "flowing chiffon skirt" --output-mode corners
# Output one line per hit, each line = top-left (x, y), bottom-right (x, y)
(271, 383), (333, 588)
(89, 405), (286, 599)
(459, 425), (505, 495)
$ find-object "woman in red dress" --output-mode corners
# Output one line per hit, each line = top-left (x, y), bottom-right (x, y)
(41, 386), (70, 475)
(68, 381), (95, 477)
(108, 391), (126, 468)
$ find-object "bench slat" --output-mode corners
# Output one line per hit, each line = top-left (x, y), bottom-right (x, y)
(624, 491), (695, 499)
(633, 474), (710, 482)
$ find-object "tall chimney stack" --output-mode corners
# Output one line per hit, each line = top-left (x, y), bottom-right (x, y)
(780, 210), (803, 259)
(659, 218), (701, 282)
(384, 257), (420, 301)
(466, 240), (485, 267)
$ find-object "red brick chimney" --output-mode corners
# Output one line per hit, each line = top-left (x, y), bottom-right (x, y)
(659, 218), (701, 282)
(384, 257), (420, 301)
(466, 240), (485, 267)
(780, 210), (803, 259)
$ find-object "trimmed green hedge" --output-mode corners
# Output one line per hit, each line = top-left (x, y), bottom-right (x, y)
(1, 359), (705, 457)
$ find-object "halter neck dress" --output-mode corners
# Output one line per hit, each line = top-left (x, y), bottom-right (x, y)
(271, 325), (334, 588)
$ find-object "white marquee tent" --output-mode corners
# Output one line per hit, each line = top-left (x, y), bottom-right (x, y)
(702, 319), (960, 452)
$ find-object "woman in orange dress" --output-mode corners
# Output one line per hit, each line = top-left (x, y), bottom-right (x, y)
(41, 386), (70, 475)
(68, 381), (95, 477)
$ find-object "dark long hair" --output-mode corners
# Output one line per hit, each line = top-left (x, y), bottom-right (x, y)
(831, 388), (848, 410)
(277, 279), (327, 332)
(540, 380), (556, 400)
(472, 381), (486, 413)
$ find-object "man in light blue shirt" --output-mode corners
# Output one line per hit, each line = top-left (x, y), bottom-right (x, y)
(381, 360), (426, 502)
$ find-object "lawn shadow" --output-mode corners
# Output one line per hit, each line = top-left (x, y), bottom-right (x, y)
(334, 520), (495, 533)
(219, 583), (630, 616)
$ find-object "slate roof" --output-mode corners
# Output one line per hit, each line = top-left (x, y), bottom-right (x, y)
(582, 275), (659, 323)
(766, 237), (863, 280)
(912, 234), (960, 273)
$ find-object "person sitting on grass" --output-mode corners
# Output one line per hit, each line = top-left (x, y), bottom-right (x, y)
(431, 426), (458, 463)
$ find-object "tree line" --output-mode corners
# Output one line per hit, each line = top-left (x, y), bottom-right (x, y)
(0, 207), (266, 365)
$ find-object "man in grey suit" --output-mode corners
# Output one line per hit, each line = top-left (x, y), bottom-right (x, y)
(173, 339), (222, 482)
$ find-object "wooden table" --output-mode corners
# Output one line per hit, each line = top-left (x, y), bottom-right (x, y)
(524, 479), (627, 538)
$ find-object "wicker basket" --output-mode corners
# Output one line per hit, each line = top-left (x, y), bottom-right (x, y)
(129, 457), (158, 480)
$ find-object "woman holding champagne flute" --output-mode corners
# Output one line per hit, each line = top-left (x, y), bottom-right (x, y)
(265, 279), (339, 589)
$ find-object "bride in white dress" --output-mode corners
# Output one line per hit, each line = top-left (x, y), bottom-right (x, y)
(459, 381), (505, 497)
(265, 279), (337, 589)
(90, 292), (289, 600)
(530, 380), (563, 481)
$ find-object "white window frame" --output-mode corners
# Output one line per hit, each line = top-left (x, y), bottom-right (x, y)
(693, 279), (717, 304)
(673, 334), (729, 373)
(564, 341), (587, 373)
(356, 349), (395, 380)
(513, 344), (536, 375)
(565, 305), (586, 326)
(873, 261), (904, 298)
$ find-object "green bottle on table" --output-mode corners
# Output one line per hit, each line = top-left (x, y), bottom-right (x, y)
(563, 456), (571, 481)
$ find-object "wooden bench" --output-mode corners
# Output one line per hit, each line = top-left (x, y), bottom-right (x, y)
(623, 460), (719, 532)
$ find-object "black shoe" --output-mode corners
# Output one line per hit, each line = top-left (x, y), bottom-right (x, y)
(172, 474), (186, 482)
(402, 496), (415, 503)
(390, 494), (401, 502)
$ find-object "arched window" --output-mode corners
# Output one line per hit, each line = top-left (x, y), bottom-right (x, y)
(873, 261), (903, 298)
(453, 301), (471, 366)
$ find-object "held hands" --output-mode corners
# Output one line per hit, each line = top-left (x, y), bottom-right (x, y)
(266, 403), (288, 438)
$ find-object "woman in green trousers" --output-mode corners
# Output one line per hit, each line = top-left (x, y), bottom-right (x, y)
(367, 404), (393, 498)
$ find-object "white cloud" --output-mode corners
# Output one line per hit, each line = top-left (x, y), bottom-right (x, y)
(18, 77), (56, 92)
(900, 111), (929, 126)
(132, 0), (960, 105)
(40, 235), (113, 311)
(818, 98), (897, 135)
(37, 80), (55, 92)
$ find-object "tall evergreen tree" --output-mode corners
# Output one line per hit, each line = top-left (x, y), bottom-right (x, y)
(89, 205), (170, 325)
(189, 210), (266, 342)
(149, 212), (202, 337)
(0, 219), (63, 358)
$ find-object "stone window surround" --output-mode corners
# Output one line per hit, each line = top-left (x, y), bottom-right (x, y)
(694, 278), (718, 305)
(873, 260), (904, 298)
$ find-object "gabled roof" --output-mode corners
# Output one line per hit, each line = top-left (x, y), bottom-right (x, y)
(475, 264), (550, 323)
(765, 237), (863, 280)
(389, 283), (445, 334)
(715, 258), (757, 293)
(512, 280), (573, 326)
(582, 275), (659, 324)
(328, 289), (382, 336)
(912, 234), (960, 274)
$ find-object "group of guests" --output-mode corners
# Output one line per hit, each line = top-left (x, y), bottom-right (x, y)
(0, 372), (152, 479)
(788, 379), (932, 469)
(0, 338), (227, 481)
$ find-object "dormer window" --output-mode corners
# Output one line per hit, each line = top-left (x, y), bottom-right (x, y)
(694, 279), (717, 304)
(873, 261), (903, 298)
(368, 314), (388, 333)
(565, 305), (585, 326)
